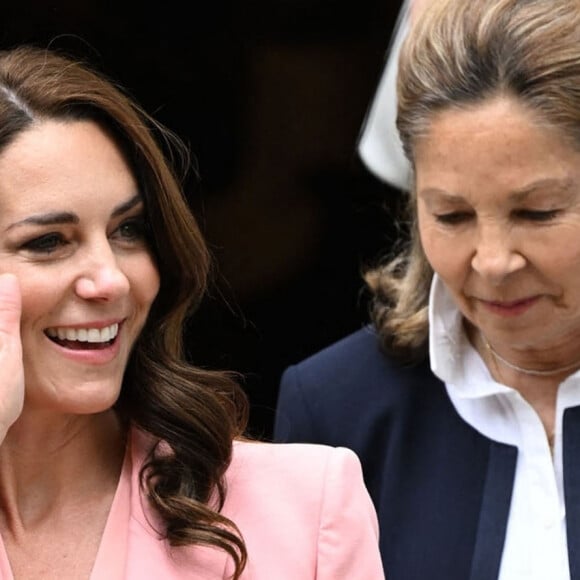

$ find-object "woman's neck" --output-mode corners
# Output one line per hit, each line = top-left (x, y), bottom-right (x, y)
(469, 325), (561, 449)
(0, 410), (125, 530)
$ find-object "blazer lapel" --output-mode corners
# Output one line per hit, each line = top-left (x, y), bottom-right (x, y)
(469, 442), (517, 580)
(563, 406), (580, 580)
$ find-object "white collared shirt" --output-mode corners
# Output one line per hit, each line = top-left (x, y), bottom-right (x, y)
(429, 274), (580, 580)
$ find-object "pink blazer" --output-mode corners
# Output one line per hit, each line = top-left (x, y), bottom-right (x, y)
(0, 430), (383, 579)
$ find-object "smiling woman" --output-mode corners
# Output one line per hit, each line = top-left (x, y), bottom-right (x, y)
(0, 120), (159, 414)
(0, 46), (383, 579)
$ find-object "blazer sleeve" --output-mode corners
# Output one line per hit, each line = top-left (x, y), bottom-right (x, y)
(317, 446), (385, 580)
(274, 327), (384, 445)
(274, 364), (321, 443)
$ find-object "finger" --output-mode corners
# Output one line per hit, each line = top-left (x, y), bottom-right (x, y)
(0, 273), (21, 335)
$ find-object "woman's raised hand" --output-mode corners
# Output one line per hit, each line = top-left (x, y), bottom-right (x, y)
(0, 274), (24, 440)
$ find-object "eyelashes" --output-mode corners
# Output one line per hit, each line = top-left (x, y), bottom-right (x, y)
(434, 209), (561, 225)
(115, 216), (149, 241)
(20, 232), (65, 254)
(434, 212), (471, 225)
(17, 215), (151, 258)
(512, 209), (560, 222)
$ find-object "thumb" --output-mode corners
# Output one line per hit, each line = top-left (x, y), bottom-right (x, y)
(0, 273), (21, 336)
(0, 273), (23, 439)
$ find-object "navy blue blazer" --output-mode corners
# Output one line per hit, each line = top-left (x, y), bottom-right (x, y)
(273, 326), (580, 579)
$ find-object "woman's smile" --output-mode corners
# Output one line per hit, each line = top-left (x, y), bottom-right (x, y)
(42, 319), (125, 365)
(45, 321), (122, 349)
(477, 295), (541, 317)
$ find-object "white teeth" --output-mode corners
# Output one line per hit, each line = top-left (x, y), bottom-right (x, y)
(45, 323), (119, 343)
(87, 329), (99, 342)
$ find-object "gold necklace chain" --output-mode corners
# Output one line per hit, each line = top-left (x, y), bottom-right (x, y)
(484, 337), (580, 377)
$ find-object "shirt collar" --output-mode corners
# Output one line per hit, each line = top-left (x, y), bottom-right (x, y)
(428, 274), (512, 399)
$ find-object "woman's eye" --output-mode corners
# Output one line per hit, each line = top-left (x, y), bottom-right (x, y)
(434, 212), (472, 225)
(515, 209), (560, 222)
(115, 217), (148, 241)
(21, 233), (66, 254)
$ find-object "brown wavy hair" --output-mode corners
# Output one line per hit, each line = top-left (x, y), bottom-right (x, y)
(366, 0), (580, 362)
(0, 45), (249, 576)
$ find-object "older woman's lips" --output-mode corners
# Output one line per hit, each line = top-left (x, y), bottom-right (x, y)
(479, 296), (540, 317)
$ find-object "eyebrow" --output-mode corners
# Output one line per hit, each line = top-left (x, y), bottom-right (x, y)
(509, 178), (575, 201)
(5, 193), (143, 232)
(419, 178), (576, 202)
(111, 194), (143, 218)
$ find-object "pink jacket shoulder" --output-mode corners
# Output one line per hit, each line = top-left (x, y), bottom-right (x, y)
(124, 433), (384, 579)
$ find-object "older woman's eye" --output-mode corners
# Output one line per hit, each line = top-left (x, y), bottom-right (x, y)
(434, 212), (472, 225)
(515, 209), (560, 222)
(21, 233), (66, 253)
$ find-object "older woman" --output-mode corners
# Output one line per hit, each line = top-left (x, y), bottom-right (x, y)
(0, 45), (383, 579)
(274, 0), (580, 578)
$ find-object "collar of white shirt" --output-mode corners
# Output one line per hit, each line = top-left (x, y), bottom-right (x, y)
(427, 273), (580, 447)
(428, 274), (578, 580)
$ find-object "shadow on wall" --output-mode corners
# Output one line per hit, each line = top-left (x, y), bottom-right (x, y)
(1, 0), (405, 439)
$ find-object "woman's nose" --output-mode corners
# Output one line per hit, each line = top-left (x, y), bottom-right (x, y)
(74, 244), (130, 301)
(470, 225), (526, 284)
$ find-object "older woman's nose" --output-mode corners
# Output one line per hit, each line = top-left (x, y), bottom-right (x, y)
(470, 224), (526, 284)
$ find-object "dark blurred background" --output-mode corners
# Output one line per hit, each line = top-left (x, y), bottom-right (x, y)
(2, 0), (404, 439)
